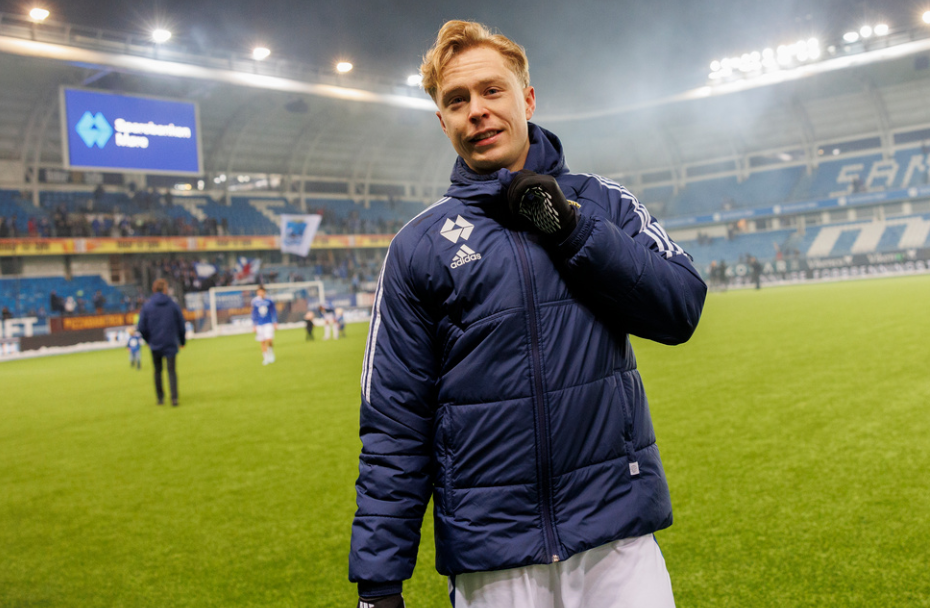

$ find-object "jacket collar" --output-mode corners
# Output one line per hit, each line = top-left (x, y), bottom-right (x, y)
(445, 123), (568, 202)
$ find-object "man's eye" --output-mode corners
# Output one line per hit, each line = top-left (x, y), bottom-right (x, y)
(487, 88), (501, 95)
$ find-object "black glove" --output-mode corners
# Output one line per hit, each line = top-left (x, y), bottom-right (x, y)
(504, 170), (578, 242)
(357, 594), (405, 608)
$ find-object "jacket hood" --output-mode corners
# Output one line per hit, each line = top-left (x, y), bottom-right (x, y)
(445, 123), (568, 202)
(151, 292), (173, 306)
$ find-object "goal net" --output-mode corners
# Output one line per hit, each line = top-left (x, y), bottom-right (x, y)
(191, 280), (325, 335)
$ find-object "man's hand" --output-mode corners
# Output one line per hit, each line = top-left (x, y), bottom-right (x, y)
(357, 594), (404, 608)
(501, 169), (578, 242)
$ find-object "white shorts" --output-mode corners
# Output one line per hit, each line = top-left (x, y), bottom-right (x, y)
(254, 324), (275, 341)
(450, 535), (674, 608)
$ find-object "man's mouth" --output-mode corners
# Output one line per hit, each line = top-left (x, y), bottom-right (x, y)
(469, 129), (502, 145)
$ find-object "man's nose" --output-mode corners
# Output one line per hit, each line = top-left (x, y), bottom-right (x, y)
(467, 99), (489, 122)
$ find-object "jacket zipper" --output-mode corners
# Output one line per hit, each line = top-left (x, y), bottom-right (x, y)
(513, 231), (561, 563)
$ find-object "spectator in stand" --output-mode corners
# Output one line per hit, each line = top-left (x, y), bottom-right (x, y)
(27, 217), (37, 237)
(1, 306), (13, 321)
(49, 291), (64, 315)
(52, 207), (67, 237)
(64, 295), (76, 316)
(0, 216), (8, 238)
(93, 184), (105, 209)
(93, 290), (106, 314)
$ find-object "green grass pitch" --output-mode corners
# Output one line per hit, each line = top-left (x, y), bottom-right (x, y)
(2, 275), (929, 607)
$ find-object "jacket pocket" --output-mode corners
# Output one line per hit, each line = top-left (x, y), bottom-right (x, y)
(612, 371), (635, 441)
(433, 404), (452, 515)
(613, 371), (641, 476)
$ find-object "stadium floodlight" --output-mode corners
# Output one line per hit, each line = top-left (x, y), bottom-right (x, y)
(777, 47), (792, 65)
(860, 25), (873, 39)
(252, 47), (271, 61)
(874, 23), (889, 36)
(152, 28), (172, 43)
(843, 31), (860, 43)
(407, 74), (423, 86)
(29, 7), (50, 21)
(924, 11), (930, 24)
(336, 61), (353, 73)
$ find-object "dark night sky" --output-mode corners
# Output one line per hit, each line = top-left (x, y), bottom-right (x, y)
(1, 0), (926, 112)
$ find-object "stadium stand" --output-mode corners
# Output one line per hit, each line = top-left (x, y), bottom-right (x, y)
(682, 214), (930, 274)
(0, 275), (126, 317)
(643, 145), (930, 224)
(0, 190), (42, 234)
(659, 165), (805, 218)
(0, 190), (421, 238)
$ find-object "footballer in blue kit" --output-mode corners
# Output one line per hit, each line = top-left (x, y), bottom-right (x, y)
(127, 331), (142, 369)
(318, 301), (338, 340)
(251, 286), (278, 365)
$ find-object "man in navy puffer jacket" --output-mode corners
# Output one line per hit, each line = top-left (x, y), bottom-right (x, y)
(137, 278), (186, 406)
(350, 20), (707, 608)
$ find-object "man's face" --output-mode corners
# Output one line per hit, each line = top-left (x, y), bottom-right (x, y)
(435, 45), (536, 174)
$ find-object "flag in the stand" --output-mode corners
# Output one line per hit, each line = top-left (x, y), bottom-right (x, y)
(280, 214), (322, 257)
(193, 262), (217, 279)
(234, 256), (262, 284)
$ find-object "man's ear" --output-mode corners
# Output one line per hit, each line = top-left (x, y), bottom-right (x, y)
(436, 111), (449, 137)
(524, 86), (536, 120)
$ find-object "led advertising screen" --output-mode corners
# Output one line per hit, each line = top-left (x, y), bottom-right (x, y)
(60, 87), (202, 175)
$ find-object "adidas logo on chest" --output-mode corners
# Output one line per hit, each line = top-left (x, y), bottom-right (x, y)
(450, 244), (481, 268)
(441, 214), (483, 269)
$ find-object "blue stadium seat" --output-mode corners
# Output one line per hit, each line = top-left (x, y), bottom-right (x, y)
(876, 224), (908, 252)
(0, 275), (126, 317)
(828, 228), (861, 256)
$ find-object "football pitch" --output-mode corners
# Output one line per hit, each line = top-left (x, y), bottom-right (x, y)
(2, 275), (929, 607)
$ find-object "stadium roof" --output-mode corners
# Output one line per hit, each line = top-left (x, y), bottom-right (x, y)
(1, 1), (930, 197)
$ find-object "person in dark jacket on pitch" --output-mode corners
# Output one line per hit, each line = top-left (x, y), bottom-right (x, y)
(137, 278), (186, 406)
(349, 21), (707, 608)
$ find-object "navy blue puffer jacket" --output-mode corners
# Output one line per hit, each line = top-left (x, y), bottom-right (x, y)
(350, 124), (706, 595)
(137, 292), (186, 356)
